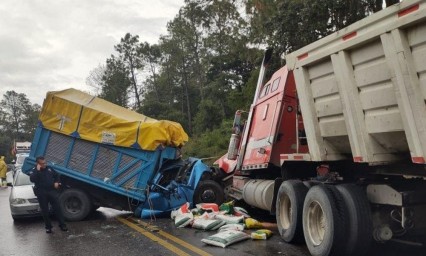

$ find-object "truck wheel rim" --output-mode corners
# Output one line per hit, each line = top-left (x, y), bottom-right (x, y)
(65, 197), (81, 213)
(279, 194), (291, 229)
(307, 201), (325, 246)
(201, 190), (216, 202)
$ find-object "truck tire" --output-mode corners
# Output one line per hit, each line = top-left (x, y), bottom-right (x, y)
(59, 188), (92, 221)
(276, 180), (308, 243)
(336, 184), (372, 256)
(303, 185), (347, 256)
(303, 180), (319, 189)
(193, 180), (224, 205)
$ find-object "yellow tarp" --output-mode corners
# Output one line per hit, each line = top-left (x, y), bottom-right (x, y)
(39, 88), (188, 151)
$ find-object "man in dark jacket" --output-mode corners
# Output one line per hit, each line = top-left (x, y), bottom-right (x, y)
(29, 156), (68, 233)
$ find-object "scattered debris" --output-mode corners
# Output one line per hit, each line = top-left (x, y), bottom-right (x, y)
(215, 214), (244, 224)
(218, 224), (245, 232)
(201, 230), (250, 248)
(170, 201), (274, 248)
(174, 212), (193, 228)
(192, 219), (225, 231)
(245, 218), (263, 229)
(251, 229), (273, 240)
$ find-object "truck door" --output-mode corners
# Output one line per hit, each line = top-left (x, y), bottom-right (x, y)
(241, 67), (288, 169)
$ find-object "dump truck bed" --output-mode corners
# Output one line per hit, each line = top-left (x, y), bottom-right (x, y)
(22, 88), (188, 202)
(286, 0), (426, 164)
(23, 126), (178, 202)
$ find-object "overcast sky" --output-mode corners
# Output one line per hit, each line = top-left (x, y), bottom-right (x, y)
(0, 0), (184, 105)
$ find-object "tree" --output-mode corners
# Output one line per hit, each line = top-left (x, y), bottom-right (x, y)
(158, 12), (204, 134)
(139, 42), (162, 101)
(0, 91), (40, 159)
(21, 103), (41, 139)
(0, 91), (31, 138)
(385, 0), (399, 7)
(114, 33), (144, 109)
(200, 0), (252, 117)
(193, 99), (224, 134)
(86, 64), (106, 95)
(183, 119), (233, 162)
(245, 0), (385, 56)
(99, 56), (131, 107)
(180, 1), (208, 100)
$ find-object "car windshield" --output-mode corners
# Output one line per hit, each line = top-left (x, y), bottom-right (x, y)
(14, 171), (33, 186)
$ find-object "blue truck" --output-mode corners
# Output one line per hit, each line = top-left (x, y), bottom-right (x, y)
(22, 89), (225, 221)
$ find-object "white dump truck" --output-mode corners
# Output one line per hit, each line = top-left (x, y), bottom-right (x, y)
(215, 1), (426, 255)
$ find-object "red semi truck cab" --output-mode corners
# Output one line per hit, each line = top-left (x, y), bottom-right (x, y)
(217, 66), (309, 175)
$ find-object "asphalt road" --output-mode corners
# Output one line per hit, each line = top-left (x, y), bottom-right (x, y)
(0, 186), (309, 256)
(1, 187), (425, 256)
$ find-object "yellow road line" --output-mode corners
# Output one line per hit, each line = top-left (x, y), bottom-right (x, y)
(117, 217), (191, 256)
(136, 219), (212, 256)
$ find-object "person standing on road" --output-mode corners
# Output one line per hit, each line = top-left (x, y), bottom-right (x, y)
(0, 156), (7, 188)
(29, 156), (68, 233)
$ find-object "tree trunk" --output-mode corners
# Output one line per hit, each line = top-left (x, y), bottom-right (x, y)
(181, 55), (192, 134)
(129, 57), (141, 109)
(385, 0), (399, 7)
(149, 62), (160, 101)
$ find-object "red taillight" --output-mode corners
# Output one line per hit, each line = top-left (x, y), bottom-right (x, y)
(343, 31), (357, 41)
(353, 156), (363, 162)
(398, 4), (419, 17)
(297, 53), (308, 60)
(412, 157), (425, 164)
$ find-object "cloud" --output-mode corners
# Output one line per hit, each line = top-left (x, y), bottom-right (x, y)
(0, 0), (183, 105)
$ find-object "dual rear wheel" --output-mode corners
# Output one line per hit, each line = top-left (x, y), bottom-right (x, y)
(276, 181), (372, 256)
(276, 180), (308, 243)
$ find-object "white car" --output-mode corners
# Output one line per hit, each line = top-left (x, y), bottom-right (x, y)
(6, 170), (14, 185)
(9, 169), (41, 220)
(14, 153), (29, 169)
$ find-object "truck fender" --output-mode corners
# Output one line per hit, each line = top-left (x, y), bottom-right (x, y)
(186, 160), (212, 189)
